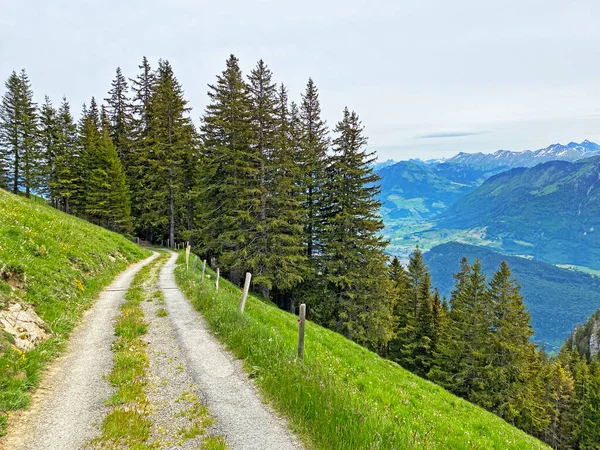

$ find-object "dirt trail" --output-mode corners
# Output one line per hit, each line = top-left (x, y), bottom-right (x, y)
(158, 250), (303, 450)
(0, 252), (159, 450)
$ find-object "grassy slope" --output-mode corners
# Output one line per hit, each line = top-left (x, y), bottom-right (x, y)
(175, 254), (548, 450)
(0, 189), (149, 432)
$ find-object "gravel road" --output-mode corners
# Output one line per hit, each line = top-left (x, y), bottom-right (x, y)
(159, 250), (303, 450)
(0, 252), (158, 450)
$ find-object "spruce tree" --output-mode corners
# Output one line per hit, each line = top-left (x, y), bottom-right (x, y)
(52, 98), (79, 213)
(105, 67), (133, 163)
(541, 360), (576, 449)
(0, 70), (41, 197)
(247, 60), (278, 296)
(388, 247), (437, 371)
(483, 261), (539, 422)
(431, 258), (492, 401)
(145, 60), (197, 246)
(298, 78), (329, 261)
(84, 122), (132, 232)
(39, 96), (58, 203)
(258, 83), (306, 305)
(75, 99), (101, 214)
(199, 54), (259, 283)
(319, 107), (393, 350)
(129, 57), (156, 240)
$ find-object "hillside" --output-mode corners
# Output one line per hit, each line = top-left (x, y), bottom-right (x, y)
(174, 253), (548, 449)
(424, 242), (600, 350)
(437, 157), (600, 268)
(0, 189), (149, 433)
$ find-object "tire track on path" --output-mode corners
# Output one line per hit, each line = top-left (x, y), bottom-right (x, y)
(159, 250), (303, 450)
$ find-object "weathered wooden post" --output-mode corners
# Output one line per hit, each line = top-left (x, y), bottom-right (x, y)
(136, 236), (140, 245)
(215, 268), (220, 292)
(239, 272), (252, 312)
(298, 303), (306, 359)
(185, 244), (191, 270)
(201, 260), (207, 282)
(192, 255), (198, 272)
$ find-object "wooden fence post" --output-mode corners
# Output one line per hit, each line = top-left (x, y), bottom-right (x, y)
(239, 272), (252, 312)
(201, 260), (207, 282)
(185, 244), (191, 270)
(298, 303), (306, 359)
(192, 255), (198, 272)
(215, 268), (220, 292)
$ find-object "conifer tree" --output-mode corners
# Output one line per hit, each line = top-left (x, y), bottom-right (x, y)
(247, 60), (278, 296)
(39, 96), (58, 202)
(84, 121), (132, 233)
(0, 70), (41, 197)
(431, 259), (492, 401)
(146, 60), (197, 246)
(388, 247), (431, 370)
(483, 261), (539, 422)
(580, 360), (600, 449)
(318, 107), (393, 350)
(298, 78), (329, 261)
(257, 83), (306, 304)
(0, 72), (21, 191)
(200, 55), (259, 283)
(75, 99), (101, 214)
(129, 57), (156, 239)
(541, 360), (576, 449)
(52, 98), (79, 212)
(105, 67), (133, 163)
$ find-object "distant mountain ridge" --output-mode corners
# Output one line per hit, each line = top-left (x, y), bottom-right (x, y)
(445, 140), (600, 171)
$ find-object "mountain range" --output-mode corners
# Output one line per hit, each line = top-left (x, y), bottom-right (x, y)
(377, 140), (600, 263)
(440, 140), (600, 172)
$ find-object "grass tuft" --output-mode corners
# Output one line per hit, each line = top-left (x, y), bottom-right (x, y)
(94, 253), (168, 448)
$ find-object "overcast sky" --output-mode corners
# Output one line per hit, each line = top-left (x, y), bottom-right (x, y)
(2, 0), (600, 160)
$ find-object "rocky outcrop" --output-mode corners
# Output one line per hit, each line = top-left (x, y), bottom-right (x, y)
(590, 319), (600, 356)
(0, 302), (50, 351)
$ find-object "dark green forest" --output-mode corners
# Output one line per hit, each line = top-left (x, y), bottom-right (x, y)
(425, 242), (600, 349)
(1, 58), (599, 449)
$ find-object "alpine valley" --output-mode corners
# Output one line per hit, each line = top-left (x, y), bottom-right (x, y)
(377, 140), (600, 348)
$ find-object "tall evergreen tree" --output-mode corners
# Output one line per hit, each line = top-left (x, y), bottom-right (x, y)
(199, 55), (259, 283)
(129, 57), (156, 239)
(84, 123), (131, 232)
(75, 99), (101, 214)
(482, 261), (540, 424)
(298, 78), (329, 261)
(52, 98), (79, 212)
(431, 259), (492, 401)
(318, 107), (393, 350)
(105, 67), (133, 162)
(0, 70), (41, 197)
(257, 83), (306, 304)
(146, 59), (197, 246)
(39, 96), (58, 202)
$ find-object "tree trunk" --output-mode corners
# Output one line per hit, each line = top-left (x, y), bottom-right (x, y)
(169, 164), (175, 249)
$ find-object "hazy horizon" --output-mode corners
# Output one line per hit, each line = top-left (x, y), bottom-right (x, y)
(2, 0), (600, 160)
